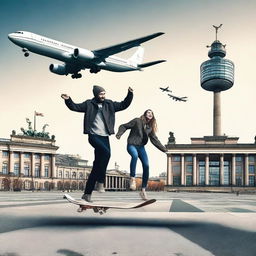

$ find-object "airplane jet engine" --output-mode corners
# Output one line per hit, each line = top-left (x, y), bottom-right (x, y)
(73, 48), (95, 61)
(49, 63), (67, 75)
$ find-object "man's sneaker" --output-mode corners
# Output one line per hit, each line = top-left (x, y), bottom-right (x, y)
(97, 182), (105, 193)
(81, 194), (93, 203)
(130, 177), (136, 191)
(139, 190), (148, 201)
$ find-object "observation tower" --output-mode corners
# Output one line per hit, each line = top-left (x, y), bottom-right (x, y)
(200, 24), (234, 136)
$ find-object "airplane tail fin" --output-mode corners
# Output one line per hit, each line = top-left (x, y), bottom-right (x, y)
(138, 60), (166, 68)
(128, 46), (144, 66)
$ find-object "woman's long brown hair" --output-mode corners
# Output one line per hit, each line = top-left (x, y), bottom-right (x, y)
(140, 109), (158, 133)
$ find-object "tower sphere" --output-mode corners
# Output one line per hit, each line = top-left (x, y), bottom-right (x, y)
(200, 40), (234, 92)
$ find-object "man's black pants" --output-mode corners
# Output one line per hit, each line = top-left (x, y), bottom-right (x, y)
(84, 134), (111, 194)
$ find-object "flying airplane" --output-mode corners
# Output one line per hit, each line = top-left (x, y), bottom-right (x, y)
(168, 94), (188, 102)
(159, 86), (172, 92)
(8, 31), (166, 79)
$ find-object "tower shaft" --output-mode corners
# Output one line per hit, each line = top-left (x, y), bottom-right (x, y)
(213, 91), (221, 136)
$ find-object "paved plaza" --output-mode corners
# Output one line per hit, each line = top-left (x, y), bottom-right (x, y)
(0, 191), (255, 256)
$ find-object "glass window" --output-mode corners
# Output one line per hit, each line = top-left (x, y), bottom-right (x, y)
(14, 152), (19, 158)
(35, 165), (40, 177)
(249, 156), (255, 162)
(24, 153), (30, 158)
(44, 155), (50, 161)
(173, 176), (181, 186)
(209, 166), (219, 186)
(14, 163), (19, 176)
(2, 162), (8, 174)
(236, 156), (243, 162)
(35, 154), (40, 159)
(2, 151), (9, 158)
(249, 176), (255, 186)
(79, 172), (83, 179)
(249, 165), (255, 174)
(186, 165), (193, 174)
(173, 156), (181, 162)
(72, 172), (76, 178)
(186, 175), (193, 186)
(199, 165), (205, 185)
(185, 156), (192, 162)
(172, 166), (180, 175)
(236, 176), (242, 186)
(24, 163), (30, 176)
(236, 165), (243, 175)
(44, 166), (49, 177)
(65, 171), (69, 178)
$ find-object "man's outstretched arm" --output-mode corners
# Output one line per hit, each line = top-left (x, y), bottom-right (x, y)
(61, 94), (87, 112)
(113, 87), (133, 112)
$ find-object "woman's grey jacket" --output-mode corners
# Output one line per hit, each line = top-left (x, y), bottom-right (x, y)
(116, 118), (167, 152)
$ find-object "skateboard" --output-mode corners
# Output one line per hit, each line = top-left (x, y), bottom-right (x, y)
(63, 194), (156, 215)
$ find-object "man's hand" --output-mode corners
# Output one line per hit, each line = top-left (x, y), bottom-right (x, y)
(128, 87), (133, 92)
(61, 94), (69, 100)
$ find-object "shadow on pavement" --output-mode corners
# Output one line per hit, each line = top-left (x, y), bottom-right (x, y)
(0, 216), (255, 256)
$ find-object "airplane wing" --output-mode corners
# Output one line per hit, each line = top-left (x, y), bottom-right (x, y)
(93, 32), (164, 60)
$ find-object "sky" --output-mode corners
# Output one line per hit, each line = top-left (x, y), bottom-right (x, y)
(1, 0), (256, 177)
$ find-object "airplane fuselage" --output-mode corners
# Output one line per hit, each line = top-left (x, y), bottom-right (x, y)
(8, 31), (137, 73)
(8, 30), (165, 78)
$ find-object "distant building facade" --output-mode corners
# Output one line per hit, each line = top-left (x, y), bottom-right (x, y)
(165, 135), (256, 191)
(0, 133), (129, 191)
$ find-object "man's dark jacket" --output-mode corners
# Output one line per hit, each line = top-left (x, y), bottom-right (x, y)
(64, 90), (133, 135)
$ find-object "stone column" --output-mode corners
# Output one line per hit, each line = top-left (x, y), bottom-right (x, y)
(0, 150), (2, 173)
(31, 153), (35, 177)
(205, 154), (209, 185)
(245, 154), (249, 186)
(9, 151), (14, 174)
(181, 154), (185, 186)
(20, 152), (24, 176)
(193, 154), (197, 185)
(166, 154), (173, 185)
(40, 154), (44, 178)
(51, 154), (56, 178)
(122, 177), (125, 190)
(232, 154), (236, 185)
(220, 154), (224, 185)
(118, 177), (121, 190)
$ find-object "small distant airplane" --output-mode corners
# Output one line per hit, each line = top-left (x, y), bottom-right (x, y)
(168, 94), (188, 102)
(159, 86), (172, 92)
(8, 31), (166, 79)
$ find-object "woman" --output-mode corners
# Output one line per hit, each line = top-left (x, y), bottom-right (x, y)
(116, 109), (167, 200)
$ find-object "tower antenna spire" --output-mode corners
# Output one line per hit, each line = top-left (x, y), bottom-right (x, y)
(213, 24), (223, 41)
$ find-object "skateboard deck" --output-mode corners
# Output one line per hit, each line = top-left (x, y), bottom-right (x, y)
(63, 194), (156, 215)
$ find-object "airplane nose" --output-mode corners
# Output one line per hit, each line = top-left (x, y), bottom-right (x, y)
(8, 33), (13, 41)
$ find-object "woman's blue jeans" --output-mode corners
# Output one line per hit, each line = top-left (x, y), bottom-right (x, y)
(127, 144), (149, 188)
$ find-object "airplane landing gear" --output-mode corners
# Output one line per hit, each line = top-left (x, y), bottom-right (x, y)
(71, 73), (82, 79)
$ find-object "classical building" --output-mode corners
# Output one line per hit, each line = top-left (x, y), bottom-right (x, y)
(0, 133), (58, 191)
(0, 132), (129, 191)
(165, 136), (256, 191)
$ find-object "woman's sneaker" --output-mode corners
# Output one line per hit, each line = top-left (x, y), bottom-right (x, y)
(97, 182), (106, 193)
(81, 194), (93, 203)
(130, 177), (136, 191)
(139, 190), (148, 201)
